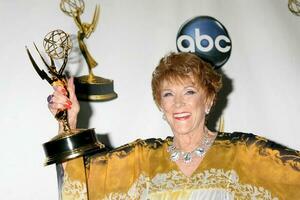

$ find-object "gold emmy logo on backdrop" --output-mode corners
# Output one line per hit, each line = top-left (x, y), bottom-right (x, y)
(26, 30), (105, 166)
(60, 0), (118, 101)
(288, 0), (300, 15)
(217, 116), (224, 133)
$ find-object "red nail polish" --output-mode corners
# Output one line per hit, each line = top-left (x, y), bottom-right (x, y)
(65, 103), (72, 109)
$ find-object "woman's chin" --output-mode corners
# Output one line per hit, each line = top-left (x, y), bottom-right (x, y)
(172, 129), (193, 136)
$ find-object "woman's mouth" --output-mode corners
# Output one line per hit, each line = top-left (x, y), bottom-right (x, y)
(173, 112), (191, 120)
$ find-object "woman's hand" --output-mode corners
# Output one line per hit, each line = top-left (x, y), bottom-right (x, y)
(48, 77), (80, 132)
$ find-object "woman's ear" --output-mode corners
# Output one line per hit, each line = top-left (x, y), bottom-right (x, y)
(205, 106), (211, 115)
(205, 95), (215, 114)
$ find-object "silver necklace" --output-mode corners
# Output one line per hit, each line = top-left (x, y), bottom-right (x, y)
(167, 131), (215, 164)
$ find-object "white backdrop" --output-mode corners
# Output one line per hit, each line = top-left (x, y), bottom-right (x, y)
(1, 0), (299, 199)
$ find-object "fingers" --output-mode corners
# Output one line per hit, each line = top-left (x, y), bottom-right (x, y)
(48, 77), (80, 116)
(48, 86), (72, 113)
(48, 77), (80, 130)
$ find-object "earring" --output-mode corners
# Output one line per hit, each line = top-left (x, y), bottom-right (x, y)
(205, 108), (210, 115)
(162, 113), (167, 120)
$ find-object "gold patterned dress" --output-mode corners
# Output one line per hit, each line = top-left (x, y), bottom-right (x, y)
(60, 132), (300, 200)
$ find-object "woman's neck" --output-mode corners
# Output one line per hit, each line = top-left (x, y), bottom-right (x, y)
(173, 127), (208, 152)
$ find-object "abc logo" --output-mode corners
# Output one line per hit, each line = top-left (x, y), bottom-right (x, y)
(177, 28), (231, 53)
(177, 16), (232, 69)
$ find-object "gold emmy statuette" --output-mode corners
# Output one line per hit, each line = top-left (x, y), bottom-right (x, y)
(60, 0), (117, 101)
(288, 0), (300, 15)
(26, 30), (105, 166)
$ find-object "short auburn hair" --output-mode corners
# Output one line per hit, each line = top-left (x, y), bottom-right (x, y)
(151, 52), (222, 107)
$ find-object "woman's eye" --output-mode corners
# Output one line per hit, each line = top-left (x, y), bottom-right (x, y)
(186, 90), (196, 95)
(162, 92), (173, 97)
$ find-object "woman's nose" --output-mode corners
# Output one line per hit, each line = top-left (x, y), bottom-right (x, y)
(174, 95), (185, 108)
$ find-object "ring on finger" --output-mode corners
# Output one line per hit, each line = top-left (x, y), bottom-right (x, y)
(47, 94), (54, 103)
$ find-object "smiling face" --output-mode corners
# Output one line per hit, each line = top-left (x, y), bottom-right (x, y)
(152, 52), (222, 138)
(160, 78), (211, 137)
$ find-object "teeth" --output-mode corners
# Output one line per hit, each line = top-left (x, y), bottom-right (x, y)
(174, 113), (191, 118)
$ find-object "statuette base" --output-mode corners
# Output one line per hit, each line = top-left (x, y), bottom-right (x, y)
(43, 128), (105, 166)
(74, 75), (118, 101)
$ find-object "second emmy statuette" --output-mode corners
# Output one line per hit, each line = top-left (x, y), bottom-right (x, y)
(60, 0), (117, 101)
(26, 30), (105, 166)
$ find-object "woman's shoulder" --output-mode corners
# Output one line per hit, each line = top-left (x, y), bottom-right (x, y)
(89, 137), (172, 161)
(216, 131), (297, 151)
(111, 137), (170, 153)
(216, 131), (267, 145)
(216, 131), (300, 170)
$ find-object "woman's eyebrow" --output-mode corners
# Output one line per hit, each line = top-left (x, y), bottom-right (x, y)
(161, 88), (172, 92)
(184, 85), (196, 89)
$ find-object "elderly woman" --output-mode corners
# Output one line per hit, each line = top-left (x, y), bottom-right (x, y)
(49, 52), (299, 199)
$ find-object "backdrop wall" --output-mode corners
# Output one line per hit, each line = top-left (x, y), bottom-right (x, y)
(1, 0), (299, 199)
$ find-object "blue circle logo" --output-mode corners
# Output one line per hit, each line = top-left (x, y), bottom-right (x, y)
(176, 16), (232, 69)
